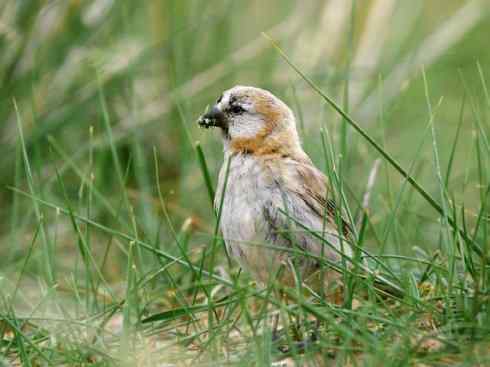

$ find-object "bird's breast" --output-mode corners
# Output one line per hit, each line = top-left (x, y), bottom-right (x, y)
(215, 155), (283, 281)
(215, 155), (272, 240)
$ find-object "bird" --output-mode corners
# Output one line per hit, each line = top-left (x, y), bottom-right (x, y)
(197, 85), (354, 293)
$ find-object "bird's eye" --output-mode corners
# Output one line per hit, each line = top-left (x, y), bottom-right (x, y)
(230, 105), (245, 114)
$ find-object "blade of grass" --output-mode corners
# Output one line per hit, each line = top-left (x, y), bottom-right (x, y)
(2, 311), (52, 366)
(445, 93), (466, 189)
(13, 99), (55, 285)
(422, 67), (457, 307)
(195, 142), (215, 209)
(54, 167), (114, 300)
(11, 223), (41, 304)
(477, 61), (490, 107)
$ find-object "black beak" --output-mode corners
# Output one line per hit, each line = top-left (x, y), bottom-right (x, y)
(197, 105), (226, 129)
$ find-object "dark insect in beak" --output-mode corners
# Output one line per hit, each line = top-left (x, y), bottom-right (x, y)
(197, 105), (227, 129)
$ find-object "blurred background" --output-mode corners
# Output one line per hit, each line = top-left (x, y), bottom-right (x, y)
(1, 0), (490, 290)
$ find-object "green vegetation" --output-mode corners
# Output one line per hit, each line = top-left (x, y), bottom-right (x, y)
(1, 1), (490, 365)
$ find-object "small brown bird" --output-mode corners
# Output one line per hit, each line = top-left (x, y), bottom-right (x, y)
(198, 85), (353, 291)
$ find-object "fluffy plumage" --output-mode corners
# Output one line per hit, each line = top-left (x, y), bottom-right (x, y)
(198, 86), (352, 287)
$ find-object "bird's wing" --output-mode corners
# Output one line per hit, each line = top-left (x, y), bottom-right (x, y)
(288, 159), (352, 237)
(263, 157), (353, 264)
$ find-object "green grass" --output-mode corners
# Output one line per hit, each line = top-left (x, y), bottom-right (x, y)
(2, 1), (490, 366)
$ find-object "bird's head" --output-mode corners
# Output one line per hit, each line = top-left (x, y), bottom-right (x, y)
(198, 86), (303, 156)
